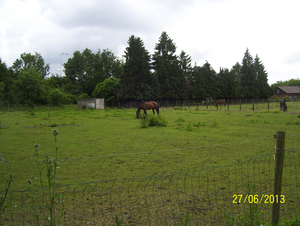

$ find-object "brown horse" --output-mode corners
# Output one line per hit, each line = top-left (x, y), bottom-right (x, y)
(216, 100), (226, 107)
(136, 101), (159, 119)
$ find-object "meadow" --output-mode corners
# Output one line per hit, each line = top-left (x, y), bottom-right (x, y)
(1, 101), (300, 225)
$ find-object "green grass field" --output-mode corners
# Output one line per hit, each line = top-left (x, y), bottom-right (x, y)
(1, 102), (300, 225)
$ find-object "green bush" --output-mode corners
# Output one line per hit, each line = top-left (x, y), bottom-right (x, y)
(48, 89), (70, 106)
(139, 115), (168, 128)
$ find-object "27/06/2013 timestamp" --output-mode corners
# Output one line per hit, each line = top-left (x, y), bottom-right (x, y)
(233, 194), (285, 204)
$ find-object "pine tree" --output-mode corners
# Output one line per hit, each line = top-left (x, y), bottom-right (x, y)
(230, 62), (242, 99)
(241, 48), (258, 99)
(216, 68), (235, 100)
(179, 51), (192, 99)
(191, 61), (217, 100)
(254, 55), (270, 98)
(122, 35), (153, 100)
(152, 31), (186, 100)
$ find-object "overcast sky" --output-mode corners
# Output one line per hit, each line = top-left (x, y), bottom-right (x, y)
(1, 0), (300, 85)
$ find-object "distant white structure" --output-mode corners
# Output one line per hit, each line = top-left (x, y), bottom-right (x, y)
(77, 98), (105, 109)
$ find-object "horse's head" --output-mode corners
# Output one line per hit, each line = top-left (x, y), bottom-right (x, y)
(136, 111), (140, 119)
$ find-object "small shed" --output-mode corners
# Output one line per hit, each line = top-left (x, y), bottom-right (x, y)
(77, 98), (105, 109)
(276, 86), (300, 99)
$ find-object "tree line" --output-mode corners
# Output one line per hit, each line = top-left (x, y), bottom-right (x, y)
(0, 31), (291, 108)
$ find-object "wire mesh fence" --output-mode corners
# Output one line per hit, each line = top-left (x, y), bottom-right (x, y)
(1, 149), (299, 225)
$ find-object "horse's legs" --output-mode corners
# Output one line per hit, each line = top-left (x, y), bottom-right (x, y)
(144, 109), (147, 115)
(152, 109), (155, 115)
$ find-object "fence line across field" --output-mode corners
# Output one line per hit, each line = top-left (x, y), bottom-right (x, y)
(0, 99), (298, 111)
(1, 133), (299, 225)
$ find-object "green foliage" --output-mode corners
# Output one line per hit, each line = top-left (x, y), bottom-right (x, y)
(93, 77), (121, 106)
(139, 115), (168, 128)
(48, 89), (73, 106)
(191, 61), (217, 100)
(64, 48), (123, 96)
(77, 93), (89, 99)
(15, 68), (44, 107)
(152, 31), (187, 100)
(0, 40), (280, 107)
(122, 35), (154, 100)
(0, 59), (16, 105)
(11, 52), (50, 79)
(148, 115), (168, 127)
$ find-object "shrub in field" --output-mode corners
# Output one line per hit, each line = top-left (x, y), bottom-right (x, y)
(148, 115), (167, 127)
(139, 115), (168, 128)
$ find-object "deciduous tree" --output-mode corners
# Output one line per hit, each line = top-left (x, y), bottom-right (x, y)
(11, 52), (50, 79)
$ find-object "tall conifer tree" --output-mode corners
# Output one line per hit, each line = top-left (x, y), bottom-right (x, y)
(152, 31), (186, 100)
(122, 35), (153, 100)
(241, 48), (258, 99)
(254, 55), (270, 98)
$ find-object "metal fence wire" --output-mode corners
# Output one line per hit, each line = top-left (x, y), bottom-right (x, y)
(1, 149), (299, 225)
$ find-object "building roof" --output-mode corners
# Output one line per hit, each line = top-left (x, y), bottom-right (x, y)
(277, 86), (300, 94)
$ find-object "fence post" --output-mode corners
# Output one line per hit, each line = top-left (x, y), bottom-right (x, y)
(272, 131), (285, 225)
(252, 99), (254, 111)
(227, 99), (229, 110)
(268, 99), (270, 110)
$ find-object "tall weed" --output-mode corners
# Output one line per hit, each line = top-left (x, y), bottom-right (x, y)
(27, 129), (65, 226)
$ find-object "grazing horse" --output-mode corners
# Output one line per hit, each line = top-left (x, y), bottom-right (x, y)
(216, 100), (226, 107)
(136, 101), (159, 119)
(280, 100), (287, 112)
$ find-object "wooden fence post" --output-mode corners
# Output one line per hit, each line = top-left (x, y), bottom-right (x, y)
(227, 99), (229, 110)
(252, 99), (254, 111)
(272, 131), (285, 225)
